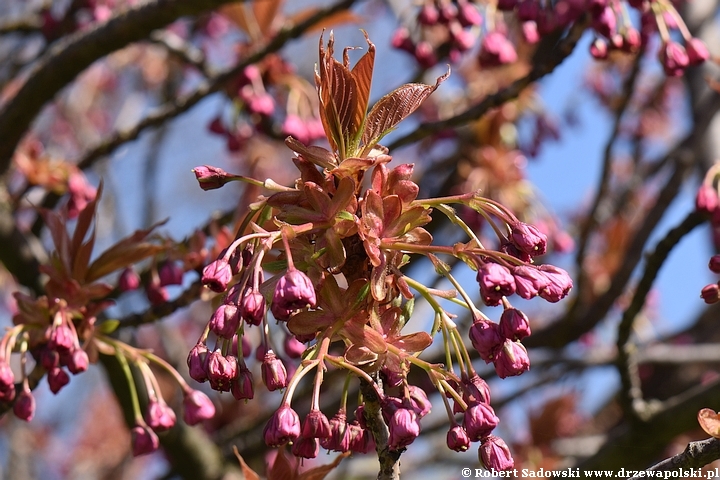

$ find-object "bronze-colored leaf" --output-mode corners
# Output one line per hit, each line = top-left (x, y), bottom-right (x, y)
(221, 0), (284, 37)
(70, 181), (102, 266)
(233, 446), (262, 480)
(288, 8), (362, 34)
(86, 243), (165, 283)
(297, 452), (349, 480)
(362, 68), (450, 147)
(330, 58), (357, 139)
(350, 30), (375, 136)
(268, 446), (296, 480)
(342, 321), (388, 354)
(72, 230), (95, 282)
(393, 332), (432, 353)
(344, 344), (378, 366)
(698, 408), (720, 438)
(41, 209), (71, 275)
(285, 136), (336, 170)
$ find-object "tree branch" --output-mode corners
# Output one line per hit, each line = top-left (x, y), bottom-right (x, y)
(387, 15), (589, 151)
(629, 437), (720, 479)
(615, 210), (706, 421)
(0, 0), (247, 176)
(73, 0), (358, 171)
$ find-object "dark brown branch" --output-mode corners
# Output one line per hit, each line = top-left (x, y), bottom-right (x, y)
(118, 280), (202, 329)
(387, 15), (589, 151)
(628, 437), (720, 479)
(615, 211), (706, 422)
(0, 0), (247, 176)
(148, 30), (209, 76)
(75, 0), (358, 171)
(577, 378), (720, 471)
(359, 380), (401, 480)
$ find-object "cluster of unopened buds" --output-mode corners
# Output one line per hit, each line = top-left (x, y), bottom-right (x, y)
(207, 59), (326, 152)
(697, 164), (720, 305)
(390, 0), (708, 75)
(189, 31), (572, 470)
(2, 185), (217, 457)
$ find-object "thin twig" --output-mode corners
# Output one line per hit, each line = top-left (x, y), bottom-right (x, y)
(615, 210), (706, 422)
(574, 53), (643, 294)
(387, 15), (590, 151)
(628, 438), (720, 479)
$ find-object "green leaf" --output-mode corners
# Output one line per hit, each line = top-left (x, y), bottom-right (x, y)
(97, 319), (120, 334)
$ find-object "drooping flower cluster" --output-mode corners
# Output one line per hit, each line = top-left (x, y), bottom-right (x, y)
(3, 187), (215, 457)
(189, 32), (573, 470)
(391, 0), (708, 75)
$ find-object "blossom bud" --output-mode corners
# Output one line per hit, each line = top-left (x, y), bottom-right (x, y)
(686, 38), (710, 66)
(592, 6), (616, 38)
(321, 412), (350, 452)
(207, 116), (226, 135)
(119, 267), (140, 291)
(13, 388), (35, 421)
(39, 348), (59, 370)
(701, 284), (720, 304)
(510, 222), (548, 256)
(590, 38), (608, 60)
(201, 258), (233, 293)
(49, 324), (75, 353)
(418, 4), (440, 26)
(193, 165), (233, 191)
(463, 374), (491, 405)
(231, 365), (255, 400)
(512, 265), (549, 300)
(659, 41), (689, 77)
(408, 385), (432, 418)
(131, 424), (160, 456)
(239, 288), (266, 326)
(206, 351), (237, 392)
(477, 262), (516, 306)
(282, 115), (309, 144)
(479, 435), (515, 471)
(145, 400), (177, 432)
(469, 319), (503, 362)
(696, 184), (719, 214)
(67, 348), (89, 375)
(349, 422), (375, 453)
(414, 41), (438, 68)
(494, 340), (531, 378)
(264, 404), (301, 447)
(537, 264), (573, 303)
(447, 424), (471, 452)
(261, 351), (288, 391)
(388, 405), (421, 450)
(499, 308), (531, 341)
(458, 0), (483, 27)
(272, 269), (317, 320)
(517, 0), (539, 21)
(145, 280), (168, 306)
(391, 27), (414, 52)
(209, 304), (240, 339)
(183, 389), (216, 425)
(302, 409), (332, 439)
(187, 343), (209, 383)
(0, 361), (14, 392)
(159, 261), (184, 287)
(292, 436), (320, 459)
(284, 334), (306, 359)
(522, 21), (540, 44)
(464, 402), (499, 441)
(478, 32), (518, 68)
(710, 255), (720, 274)
(48, 367), (70, 394)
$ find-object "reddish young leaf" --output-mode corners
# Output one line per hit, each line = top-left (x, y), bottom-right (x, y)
(362, 69), (450, 147)
(297, 452), (349, 480)
(699, 408), (720, 438)
(70, 181), (102, 267)
(232, 446), (261, 480)
(349, 30), (375, 136)
(285, 137), (337, 170)
(392, 332), (433, 353)
(268, 446), (296, 480)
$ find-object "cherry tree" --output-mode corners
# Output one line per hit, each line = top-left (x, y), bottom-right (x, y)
(0, 0), (718, 479)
